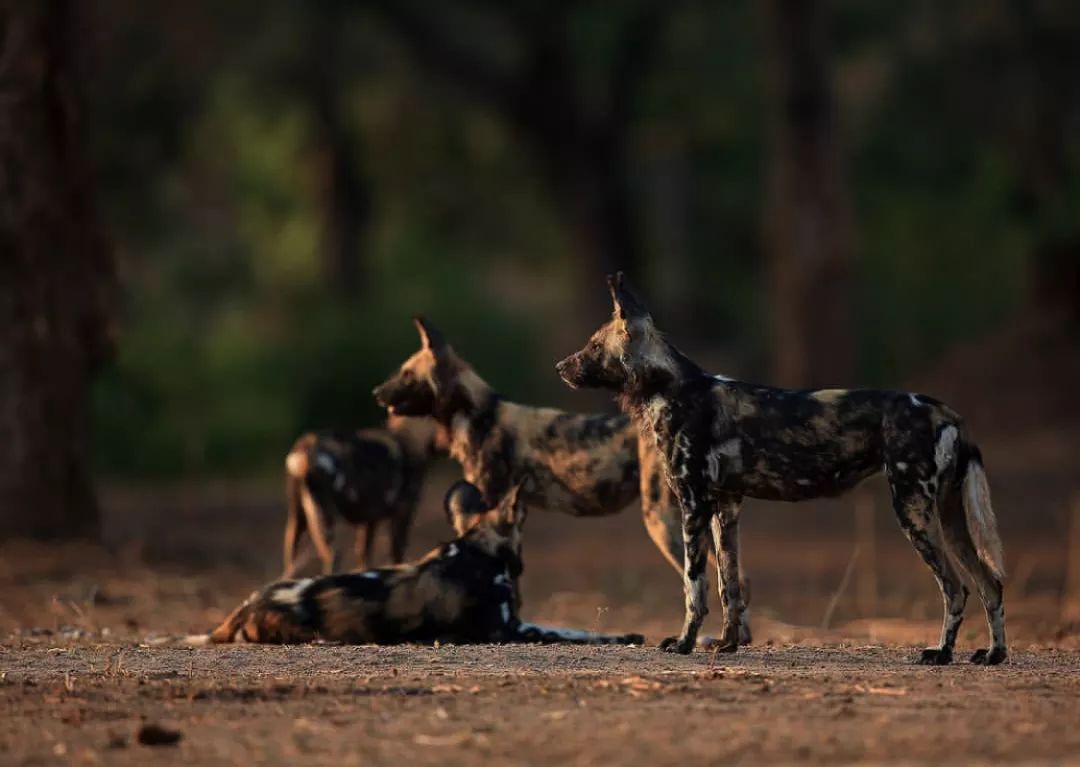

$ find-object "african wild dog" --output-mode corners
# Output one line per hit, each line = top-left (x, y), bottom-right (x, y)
(191, 481), (645, 646)
(371, 317), (753, 645)
(556, 273), (1007, 665)
(283, 415), (439, 577)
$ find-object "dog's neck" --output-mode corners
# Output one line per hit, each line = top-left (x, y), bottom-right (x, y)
(617, 338), (705, 416)
(433, 364), (501, 450)
(385, 415), (440, 461)
(461, 530), (524, 579)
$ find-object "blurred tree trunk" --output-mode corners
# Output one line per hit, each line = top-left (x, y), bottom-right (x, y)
(762, 0), (854, 387)
(368, 1), (671, 289)
(0, 0), (114, 539)
(307, 2), (370, 299)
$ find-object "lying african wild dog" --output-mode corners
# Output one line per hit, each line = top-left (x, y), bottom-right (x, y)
(283, 415), (439, 576)
(192, 481), (645, 646)
(556, 273), (1007, 665)
(371, 317), (753, 645)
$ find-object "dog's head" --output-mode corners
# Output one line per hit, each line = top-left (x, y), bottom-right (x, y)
(373, 317), (461, 417)
(443, 480), (527, 573)
(556, 272), (668, 393)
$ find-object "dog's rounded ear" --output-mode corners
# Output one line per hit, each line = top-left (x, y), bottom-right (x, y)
(443, 480), (486, 530)
(413, 315), (447, 354)
(607, 272), (651, 323)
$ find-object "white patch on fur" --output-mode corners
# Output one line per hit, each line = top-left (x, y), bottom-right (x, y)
(500, 602), (512, 624)
(713, 374), (733, 382)
(705, 451), (721, 481)
(493, 572), (511, 587)
(316, 453), (336, 473)
(445, 543), (459, 558)
(360, 571), (382, 580)
(796, 478), (813, 486)
(896, 461), (908, 471)
(909, 394), (922, 407)
(271, 579), (313, 606)
(333, 473), (346, 491)
(706, 438), (741, 479)
(934, 425), (958, 476)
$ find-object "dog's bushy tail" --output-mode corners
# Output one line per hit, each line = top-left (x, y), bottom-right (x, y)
(181, 596), (258, 645)
(957, 440), (1005, 581)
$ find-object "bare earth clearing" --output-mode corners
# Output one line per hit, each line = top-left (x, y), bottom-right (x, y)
(3, 462), (1080, 765)
(3, 643), (1079, 766)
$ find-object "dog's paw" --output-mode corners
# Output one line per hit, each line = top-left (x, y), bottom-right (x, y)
(659, 635), (694, 654)
(970, 647), (1007, 666)
(918, 647), (953, 665)
(738, 623), (753, 646)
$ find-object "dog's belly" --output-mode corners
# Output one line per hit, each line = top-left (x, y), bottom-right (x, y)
(524, 469), (640, 516)
(524, 453), (640, 516)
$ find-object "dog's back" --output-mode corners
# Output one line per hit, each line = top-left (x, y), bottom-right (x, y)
(207, 548), (513, 644)
(283, 418), (438, 575)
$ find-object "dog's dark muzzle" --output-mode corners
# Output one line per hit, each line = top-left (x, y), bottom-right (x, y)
(555, 354), (583, 389)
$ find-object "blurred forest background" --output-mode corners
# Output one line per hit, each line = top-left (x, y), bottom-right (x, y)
(2, 0), (1079, 540)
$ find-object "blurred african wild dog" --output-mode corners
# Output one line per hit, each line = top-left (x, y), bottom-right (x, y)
(283, 415), (439, 576)
(557, 273), (1007, 665)
(192, 481), (645, 646)
(372, 317), (753, 645)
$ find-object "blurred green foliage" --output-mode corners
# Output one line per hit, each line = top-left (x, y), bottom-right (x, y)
(87, 1), (1079, 478)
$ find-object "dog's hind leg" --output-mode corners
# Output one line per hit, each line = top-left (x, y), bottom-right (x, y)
(389, 501), (418, 565)
(887, 470), (968, 665)
(354, 519), (379, 571)
(282, 475), (308, 577)
(300, 486), (338, 575)
(940, 477), (1007, 665)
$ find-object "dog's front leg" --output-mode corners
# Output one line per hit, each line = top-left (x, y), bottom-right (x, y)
(706, 495), (744, 653)
(659, 480), (711, 654)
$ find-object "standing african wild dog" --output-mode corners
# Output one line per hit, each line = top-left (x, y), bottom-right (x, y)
(556, 273), (1007, 665)
(371, 317), (753, 644)
(283, 415), (439, 576)
(192, 481), (645, 646)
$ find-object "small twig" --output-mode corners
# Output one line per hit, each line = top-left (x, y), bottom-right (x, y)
(822, 545), (860, 630)
(592, 607), (609, 633)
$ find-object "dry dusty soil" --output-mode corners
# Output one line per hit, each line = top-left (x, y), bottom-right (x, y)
(3, 473), (1080, 765)
(2, 641), (1080, 766)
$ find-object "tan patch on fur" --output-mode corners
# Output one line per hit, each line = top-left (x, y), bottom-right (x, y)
(285, 433), (317, 477)
(810, 389), (849, 403)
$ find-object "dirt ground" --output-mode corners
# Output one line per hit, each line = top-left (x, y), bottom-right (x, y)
(3, 461), (1080, 765)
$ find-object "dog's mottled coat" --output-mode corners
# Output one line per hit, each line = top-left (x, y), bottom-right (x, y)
(372, 317), (753, 643)
(557, 273), (1007, 665)
(196, 482), (645, 647)
(283, 415), (438, 576)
